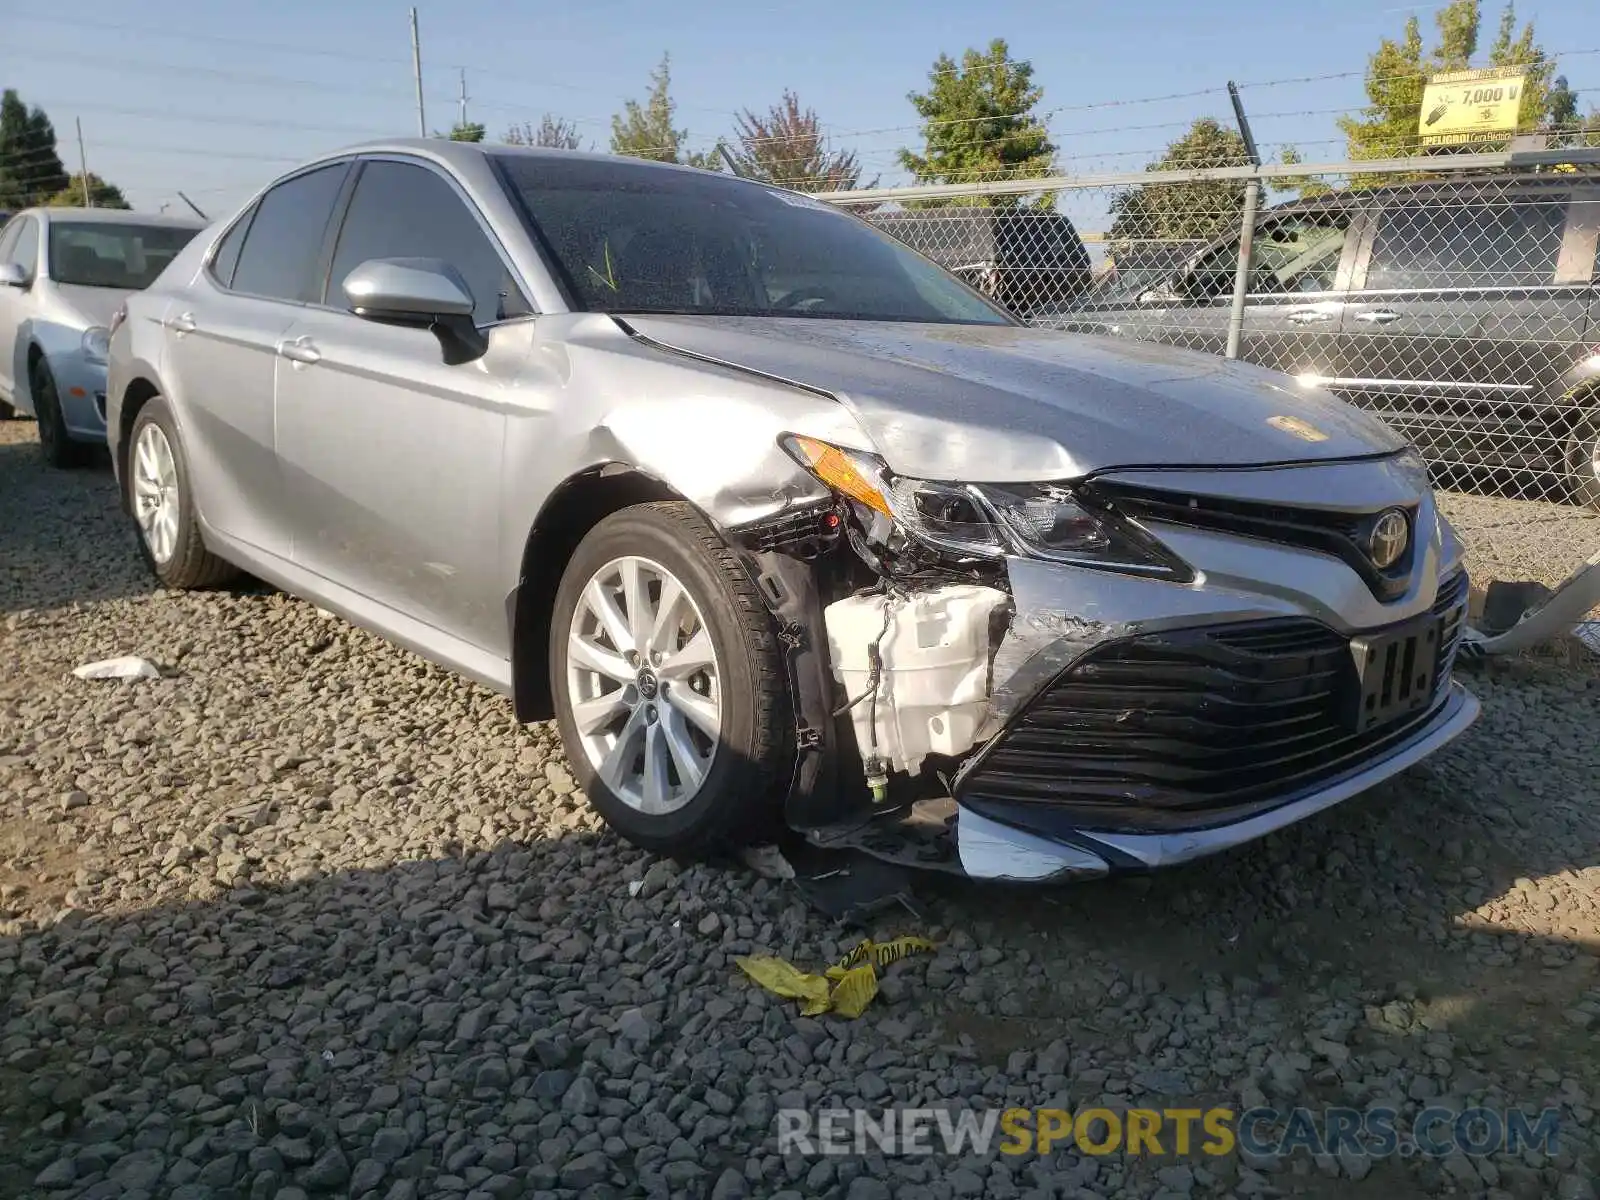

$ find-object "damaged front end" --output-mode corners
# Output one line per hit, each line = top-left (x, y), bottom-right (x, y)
(725, 438), (1478, 885)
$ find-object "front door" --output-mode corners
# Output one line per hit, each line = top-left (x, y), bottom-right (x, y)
(273, 156), (535, 652)
(0, 217), (38, 403)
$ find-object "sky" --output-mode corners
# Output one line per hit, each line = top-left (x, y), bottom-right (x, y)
(1, 0), (1594, 222)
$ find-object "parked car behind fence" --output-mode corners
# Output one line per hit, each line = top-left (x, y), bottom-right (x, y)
(869, 207), (1093, 319)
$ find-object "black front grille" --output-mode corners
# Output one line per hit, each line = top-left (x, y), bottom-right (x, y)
(1087, 481), (1419, 603)
(957, 572), (1469, 834)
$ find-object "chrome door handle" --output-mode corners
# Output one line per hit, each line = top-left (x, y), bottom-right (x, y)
(166, 311), (196, 335)
(277, 335), (321, 366)
(1286, 309), (1333, 324)
(1355, 309), (1400, 324)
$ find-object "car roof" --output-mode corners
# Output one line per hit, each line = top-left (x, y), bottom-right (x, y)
(16, 207), (209, 229)
(305, 136), (716, 175)
(1267, 168), (1599, 217)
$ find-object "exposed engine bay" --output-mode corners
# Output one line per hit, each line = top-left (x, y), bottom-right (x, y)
(724, 433), (1140, 874)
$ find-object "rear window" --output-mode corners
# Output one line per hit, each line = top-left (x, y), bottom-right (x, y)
(1365, 198), (1568, 290)
(48, 222), (200, 290)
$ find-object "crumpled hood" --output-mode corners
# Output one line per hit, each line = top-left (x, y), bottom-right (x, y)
(622, 316), (1407, 481)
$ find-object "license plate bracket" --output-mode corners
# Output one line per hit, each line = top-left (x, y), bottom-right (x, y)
(1343, 614), (1440, 733)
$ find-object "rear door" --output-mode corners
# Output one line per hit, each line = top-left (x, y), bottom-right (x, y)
(162, 162), (351, 559)
(1336, 185), (1582, 475)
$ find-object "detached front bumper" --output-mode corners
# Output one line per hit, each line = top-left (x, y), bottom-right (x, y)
(943, 470), (1478, 882)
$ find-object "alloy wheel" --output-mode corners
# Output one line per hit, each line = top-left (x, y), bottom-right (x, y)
(132, 421), (180, 564)
(564, 555), (721, 815)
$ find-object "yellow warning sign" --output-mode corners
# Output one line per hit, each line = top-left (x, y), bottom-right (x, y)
(1419, 67), (1527, 147)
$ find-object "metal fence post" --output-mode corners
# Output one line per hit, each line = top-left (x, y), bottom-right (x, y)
(1224, 81), (1261, 361)
(1224, 178), (1260, 360)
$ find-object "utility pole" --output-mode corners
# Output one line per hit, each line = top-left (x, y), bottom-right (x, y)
(75, 118), (91, 207)
(458, 68), (469, 132)
(409, 8), (427, 137)
(1223, 81), (1262, 361)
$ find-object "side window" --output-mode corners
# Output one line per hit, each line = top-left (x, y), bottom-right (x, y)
(209, 206), (255, 290)
(8, 218), (39, 279)
(1185, 215), (1349, 300)
(1248, 216), (1349, 294)
(231, 164), (348, 303)
(1365, 199), (1567, 291)
(326, 160), (531, 327)
(0, 219), (20, 261)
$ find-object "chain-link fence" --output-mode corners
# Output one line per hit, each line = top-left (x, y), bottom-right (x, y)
(822, 150), (1600, 613)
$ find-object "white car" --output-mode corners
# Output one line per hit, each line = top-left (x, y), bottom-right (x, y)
(0, 207), (205, 466)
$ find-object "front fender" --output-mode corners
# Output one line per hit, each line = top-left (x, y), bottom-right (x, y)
(1551, 350), (1600, 411)
(12, 316), (88, 413)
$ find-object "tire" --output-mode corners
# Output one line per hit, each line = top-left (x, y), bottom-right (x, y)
(1568, 410), (1600, 512)
(126, 395), (239, 589)
(549, 501), (792, 855)
(30, 357), (89, 468)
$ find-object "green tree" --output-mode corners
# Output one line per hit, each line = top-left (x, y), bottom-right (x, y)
(897, 39), (1055, 208)
(1108, 122), (1329, 253)
(444, 122), (485, 143)
(504, 116), (585, 150)
(0, 89), (70, 209)
(1108, 119), (1250, 248)
(730, 91), (864, 191)
(1338, 0), (1577, 174)
(611, 54), (686, 163)
(42, 172), (129, 209)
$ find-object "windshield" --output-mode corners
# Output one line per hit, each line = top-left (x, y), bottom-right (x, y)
(47, 222), (200, 289)
(493, 155), (1013, 325)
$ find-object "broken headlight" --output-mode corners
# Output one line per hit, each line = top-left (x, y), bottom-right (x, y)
(781, 435), (1185, 577)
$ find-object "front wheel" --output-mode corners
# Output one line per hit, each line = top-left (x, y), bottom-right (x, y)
(31, 357), (89, 468)
(127, 396), (239, 589)
(1567, 409), (1600, 512)
(549, 502), (792, 855)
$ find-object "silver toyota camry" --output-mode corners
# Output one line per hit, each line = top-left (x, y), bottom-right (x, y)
(0, 207), (205, 465)
(105, 139), (1478, 882)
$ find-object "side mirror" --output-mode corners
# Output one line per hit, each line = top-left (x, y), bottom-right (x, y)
(342, 257), (475, 321)
(0, 262), (28, 288)
(341, 257), (484, 365)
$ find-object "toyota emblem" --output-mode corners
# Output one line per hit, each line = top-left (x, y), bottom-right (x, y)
(1368, 509), (1409, 569)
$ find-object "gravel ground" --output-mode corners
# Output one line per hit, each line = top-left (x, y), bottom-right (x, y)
(1436, 492), (1600, 612)
(1, 419), (1597, 1200)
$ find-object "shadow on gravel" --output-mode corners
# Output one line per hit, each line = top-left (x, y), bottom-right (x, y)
(0, 829), (812, 1199)
(1, 669), (1597, 1200)
(0, 439), (155, 615)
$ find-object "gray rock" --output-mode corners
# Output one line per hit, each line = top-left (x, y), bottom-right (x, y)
(561, 1075), (599, 1115)
(34, 1158), (76, 1189)
(559, 1152), (610, 1188)
(108, 1150), (166, 1191)
(303, 1147), (351, 1191)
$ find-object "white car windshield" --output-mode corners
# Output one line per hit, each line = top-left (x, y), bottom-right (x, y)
(48, 222), (200, 290)
(494, 154), (1014, 325)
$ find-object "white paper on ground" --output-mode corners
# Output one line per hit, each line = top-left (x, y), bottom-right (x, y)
(72, 656), (162, 681)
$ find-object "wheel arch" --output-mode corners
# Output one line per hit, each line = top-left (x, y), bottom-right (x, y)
(115, 375), (165, 511)
(509, 465), (691, 722)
